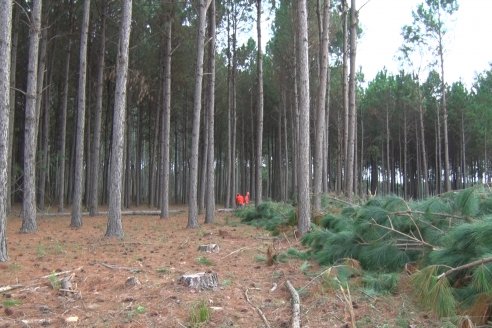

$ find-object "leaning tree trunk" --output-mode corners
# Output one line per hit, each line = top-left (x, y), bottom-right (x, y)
(187, 0), (209, 228)
(205, 0), (216, 224)
(255, 0), (264, 207)
(0, 0), (13, 261)
(106, 0), (132, 238)
(21, 0), (42, 233)
(89, 2), (106, 216)
(296, 0), (311, 236)
(313, 0), (330, 212)
(71, 0), (91, 228)
(160, 16), (172, 219)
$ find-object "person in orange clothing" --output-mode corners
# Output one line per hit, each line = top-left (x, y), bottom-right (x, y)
(244, 192), (250, 205)
(235, 193), (245, 207)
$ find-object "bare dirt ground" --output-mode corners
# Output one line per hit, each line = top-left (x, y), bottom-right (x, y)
(0, 206), (443, 327)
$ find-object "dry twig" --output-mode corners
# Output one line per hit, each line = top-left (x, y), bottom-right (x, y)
(244, 288), (272, 328)
(221, 247), (249, 260)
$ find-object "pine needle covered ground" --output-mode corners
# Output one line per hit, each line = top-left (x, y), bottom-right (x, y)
(238, 188), (492, 326)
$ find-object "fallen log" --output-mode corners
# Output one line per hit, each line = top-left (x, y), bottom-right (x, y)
(38, 209), (184, 217)
(0, 284), (23, 293)
(285, 280), (301, 328)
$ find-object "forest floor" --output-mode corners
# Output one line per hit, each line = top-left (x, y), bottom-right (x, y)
(0, 206), (446, 328)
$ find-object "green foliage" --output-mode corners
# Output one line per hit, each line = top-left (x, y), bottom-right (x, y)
(189, 300), (211, 327)
(471, 264), (492, 294)
(455, 187), (480, 217)
(362, 272), (399, 295)
(301, 190), (492, 319)
(48, 273), (61, 290)
(3, 299), (21, 308)
(237, 201), (295, 235)
(196, 256), (214, 266)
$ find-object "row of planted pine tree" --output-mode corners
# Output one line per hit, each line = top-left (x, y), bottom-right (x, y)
(1, 0), (491, 253)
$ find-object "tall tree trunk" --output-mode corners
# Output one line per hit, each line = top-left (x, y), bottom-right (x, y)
(0, 0), (13, 261)
(342, 0), (349, 191)
(21, 0), (42, 233)
(187, 0), (209, 228)
(35, 28), (47, 206)
(71, 0), (91, 228)
(205, 0), (216, 224)
(7, 5), (19, 215)
(461, 109), (466, 188)
(89, 3), (106, 216)
(296, 0), (311, 236)
(160, 17), (172, 219)
(345, 0), (357, 200)
(323, 67), (331, 193)
(403, 106), (408, 199)
(39, 53), (53, 212)
(313, 0), (330, 212)
(225, 2), (232, 208)
(417, 86), (429, 197)
(106, 0), (132, 238)
(57, 1), (74, 212)
(255, 0), (264, 206)
(439, 39), (451, 192)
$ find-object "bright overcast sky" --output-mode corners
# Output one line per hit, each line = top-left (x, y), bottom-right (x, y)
(357, 0), (492, 88)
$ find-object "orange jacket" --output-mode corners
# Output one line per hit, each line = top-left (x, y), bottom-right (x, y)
(244, 192), (250, 204)
(235, 194), (245, 206)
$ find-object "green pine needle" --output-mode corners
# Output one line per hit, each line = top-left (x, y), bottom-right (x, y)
(471, 264), (492, 293)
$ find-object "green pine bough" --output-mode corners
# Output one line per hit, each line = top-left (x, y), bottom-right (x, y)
(236, 188), (492, 321)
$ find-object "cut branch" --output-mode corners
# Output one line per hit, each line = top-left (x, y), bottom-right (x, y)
(0, 284), (23, 293)
(285, 280), (301, 328)
(437, 256), (492, 280)
(370, 219), (438, 250)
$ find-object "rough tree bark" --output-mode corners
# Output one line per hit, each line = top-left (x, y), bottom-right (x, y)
(187, 0), (209, 228)
(89, 1), (106, 216)
(21, 0), (42, 233)
(57, 0), (74, 213)
(160, 15), (172, 219)
(71, 0), (91, 228)
(296, 0), (311, 236)
(35, 28), (47, 210)
(7, 5), (19, 215)
(0, 0), (13, 261)
(313, 0), (330, 212)
(345, 0), (357, 200)
(255, 0), (264, 207)
(205, 0), (216, 224)
(106, 0), (132, 238)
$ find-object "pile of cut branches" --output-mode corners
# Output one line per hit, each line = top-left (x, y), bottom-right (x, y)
(302, 187), (492, 322)
(236, 201), (296, 235)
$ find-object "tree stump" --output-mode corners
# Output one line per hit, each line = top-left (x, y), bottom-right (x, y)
(198, 244), (220, 253)
(179, 272), (218, 290)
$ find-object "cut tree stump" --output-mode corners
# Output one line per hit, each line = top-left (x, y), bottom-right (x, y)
(179, 272), (218, 290)
(198, 244), (220, 253)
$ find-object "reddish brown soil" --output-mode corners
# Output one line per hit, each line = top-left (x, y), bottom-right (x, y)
(0, 206), (442, 327)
